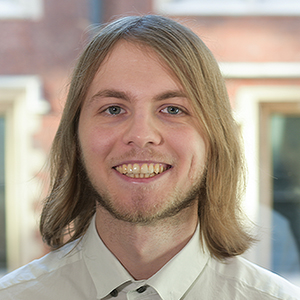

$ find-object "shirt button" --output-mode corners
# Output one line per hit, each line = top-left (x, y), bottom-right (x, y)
(110, 289), (118, 297)
(136, 286), (147, 293)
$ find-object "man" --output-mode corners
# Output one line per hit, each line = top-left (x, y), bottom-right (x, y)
(0, 15), (299, 299)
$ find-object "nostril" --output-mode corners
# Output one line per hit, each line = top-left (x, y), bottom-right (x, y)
(123, 133), (163, 148)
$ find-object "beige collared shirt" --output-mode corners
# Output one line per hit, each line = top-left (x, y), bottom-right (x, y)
(0, 215), (299, 299)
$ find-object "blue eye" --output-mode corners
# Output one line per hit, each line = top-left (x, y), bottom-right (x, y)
(162, 106), (182, 115)
(167, 106), (180, 114)
(106, 106), (123, 115)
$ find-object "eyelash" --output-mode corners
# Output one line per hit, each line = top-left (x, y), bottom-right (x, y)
(160, 106), (184, 115)
(101, 105), (186, 116)
(103, 106), (125, 115)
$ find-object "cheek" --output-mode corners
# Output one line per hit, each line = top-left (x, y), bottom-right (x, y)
(79, 123), (116, 166)
(90, 133), (112, 156)
(172, 129), (206, 159)
(169, 129), (207, 178)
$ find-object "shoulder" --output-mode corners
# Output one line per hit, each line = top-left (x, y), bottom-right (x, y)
(206, 255), (300, 299)
(0, 239), (89, 300)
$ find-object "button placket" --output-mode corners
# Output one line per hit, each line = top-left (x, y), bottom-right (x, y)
(110, 289), (119, 297)
(127, 285), (161, 300)
(136, 286), (147, 293)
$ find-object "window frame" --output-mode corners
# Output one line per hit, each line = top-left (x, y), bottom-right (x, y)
(0, 115), (6, 274)
(0, 0), (43, 20)
(232, 72), (300, 285)
(259, 102), (300, 280)
(0, 76), (49, 273)
(154, 0), (300, 16)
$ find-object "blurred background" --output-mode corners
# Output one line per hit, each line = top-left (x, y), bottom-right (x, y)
(0, 0), (300, 286)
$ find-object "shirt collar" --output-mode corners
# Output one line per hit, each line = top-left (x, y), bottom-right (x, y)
(83, 215), (210, 300)
(145, 224), (210, 300)
(83, 215), (133, 299)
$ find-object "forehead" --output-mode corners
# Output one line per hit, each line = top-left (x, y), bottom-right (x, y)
(102, 40), (163, 65)
(98, 40), (175, 81)
(85, 40), (189, 101)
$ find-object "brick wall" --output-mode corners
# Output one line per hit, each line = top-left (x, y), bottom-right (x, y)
(0, 0), (91, 262)
(1, 0), (300, 268)
(102, 0), (153, 22)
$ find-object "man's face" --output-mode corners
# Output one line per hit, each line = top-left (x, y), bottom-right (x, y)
(78, 41), (207, 224)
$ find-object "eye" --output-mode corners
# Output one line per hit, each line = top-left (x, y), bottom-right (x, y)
(105, 106), (124, 115)
(161, 106), (183, 115)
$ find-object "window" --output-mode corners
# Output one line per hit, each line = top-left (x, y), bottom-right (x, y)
(234, 84), (300, 287)
(260, 103), (300, 281)
(0, 116), (6, 274)
(0, 76), (49, 274)
(0, 0), (43, 20)
(154, 0), (300, 16)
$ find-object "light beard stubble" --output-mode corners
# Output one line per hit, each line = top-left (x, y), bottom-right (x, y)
(81, 161), (205, 226)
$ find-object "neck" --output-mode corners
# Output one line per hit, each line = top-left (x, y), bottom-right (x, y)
(95, 204), (198, 280)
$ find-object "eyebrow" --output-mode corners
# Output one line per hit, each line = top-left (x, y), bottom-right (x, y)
(154, 90), (188, 101)
(89, 89), (188, 105)
(90, 89), (130, 102)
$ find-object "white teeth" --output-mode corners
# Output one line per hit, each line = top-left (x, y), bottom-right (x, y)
(140, 164), (148, 174)
(115, 163), (169, 178)
(133, 163), (140, 174)
(160, 165), (164, 173)
(149, 163), (154, 173)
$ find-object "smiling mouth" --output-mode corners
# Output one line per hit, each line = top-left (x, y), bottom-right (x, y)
(114, 163), (172, 178)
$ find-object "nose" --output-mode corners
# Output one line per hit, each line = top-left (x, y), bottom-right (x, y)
(122, 112), (163, 148)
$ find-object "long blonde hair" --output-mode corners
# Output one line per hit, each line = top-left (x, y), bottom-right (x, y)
(40, 15), (254, 258)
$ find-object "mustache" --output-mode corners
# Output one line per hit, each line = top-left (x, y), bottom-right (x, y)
(108, 148), (175, 166)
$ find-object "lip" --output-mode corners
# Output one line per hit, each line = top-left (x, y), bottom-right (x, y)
(113, 160), (169, 165)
